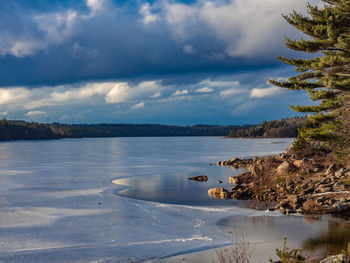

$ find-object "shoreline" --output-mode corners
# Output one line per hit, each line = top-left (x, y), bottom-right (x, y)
(213, 153), (350, 216)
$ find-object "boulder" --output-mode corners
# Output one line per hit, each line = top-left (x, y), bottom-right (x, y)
(332, 201), (350, 212)
(229, 176), (242, 185)
(208, 187), (231, 199)
(293, 159), (306, 168)
(188, 175), (208, 182)
(208, 187), (227, 196)
(335, 168), (346, 178)
(276, 161), (295, 176)
(320, 254), (345, 263)
(220, 191), (229, 199)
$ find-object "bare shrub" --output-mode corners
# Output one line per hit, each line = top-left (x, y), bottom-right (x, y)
(213, 232), (252, 263)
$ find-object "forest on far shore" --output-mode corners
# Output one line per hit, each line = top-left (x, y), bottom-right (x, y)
(227, 117), (306, 138)
(0, 117), (305, 141)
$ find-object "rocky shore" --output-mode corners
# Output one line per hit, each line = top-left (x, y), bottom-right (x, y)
(210, 153), (350, 215)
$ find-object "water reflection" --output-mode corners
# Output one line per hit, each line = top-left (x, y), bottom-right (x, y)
(113, 164), (245, 206)
(302, 219), (350, 258)
(217, 214), (350, 259)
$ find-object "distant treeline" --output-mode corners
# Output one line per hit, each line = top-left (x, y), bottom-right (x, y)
(227, 117), (306, 138)
(0, 119), (254, 141)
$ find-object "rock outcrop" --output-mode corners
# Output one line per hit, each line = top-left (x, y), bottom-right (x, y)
(188, 175), (208, 182)
(214, 153), (350, 215)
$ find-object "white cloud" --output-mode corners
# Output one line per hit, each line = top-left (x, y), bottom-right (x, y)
(150, 92), (161, 98)
(183, 44), (196, 55)
(86, 0), (104, 17)
(0, 88), (30, 104)
(196, 87), (213, 93)
(25, 110), (46, 117)
(6, 41), (44, 58)
(0, 80), (163, 114)
(199, 79), (240, 88)
(105, 83), (131, 103)
(164, 3), (196, 39)
(172, 90), (188, 96)
(136, 80), (159, 91)
(220, 88), (246, 97)
(164, 0), (321, 57)
(250, 86), (284, 98)
(131, 102), (145, 110)
(140, 3), (160, 25)
(0, 0), (104, 58)
(0, 111), (8, 115)
(34, 10), (78, 45)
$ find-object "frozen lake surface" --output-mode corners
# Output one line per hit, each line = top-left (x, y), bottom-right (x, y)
(0, 137), (349, 262)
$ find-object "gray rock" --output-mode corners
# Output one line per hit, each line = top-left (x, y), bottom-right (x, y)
(332, 201), (350, 212)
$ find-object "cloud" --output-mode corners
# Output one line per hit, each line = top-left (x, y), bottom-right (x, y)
(0, 111), (8, 115)
(183, 44), (196, 55)
(0, 0), (321, 87)
(164, 0), (321, 57)
(164, 3), (196, 39)
(0, 88), (30, 104)
(150, 92), (161, 98)
(70, 42), (98, 59)
(0, 80), (162, 114)
(140, 3), (160, 25)
(0, 68), (310, 124)
(86, 0), (104, 17)
(25, 110), (46, 116)
(0, 0), (103, 58)
(220, 88), (246, 97)
(131, 102), (145, 110)
(172, 90), (188, 96)
(250, 86), (285, 98)
(199, 79), (240, 88)
(196, 87), (213, 93)
(104, 83), (132, 103)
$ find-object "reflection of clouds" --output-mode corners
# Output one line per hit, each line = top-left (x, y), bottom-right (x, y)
(114, 174), (174, 200)
(0, 207), (110, 228)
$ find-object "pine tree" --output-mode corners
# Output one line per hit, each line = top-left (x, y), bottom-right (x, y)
(269, 0), (350, 161)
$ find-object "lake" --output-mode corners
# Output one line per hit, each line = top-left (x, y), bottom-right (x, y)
(0, 137), (349, 262)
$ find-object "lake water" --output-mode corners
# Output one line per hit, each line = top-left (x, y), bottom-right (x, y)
(0, 137), (349, 262)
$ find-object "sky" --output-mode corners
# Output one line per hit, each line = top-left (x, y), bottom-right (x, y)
(0, 0), (321, 125)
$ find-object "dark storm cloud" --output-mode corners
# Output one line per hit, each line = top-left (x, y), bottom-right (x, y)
(0, 0), (317, 87)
